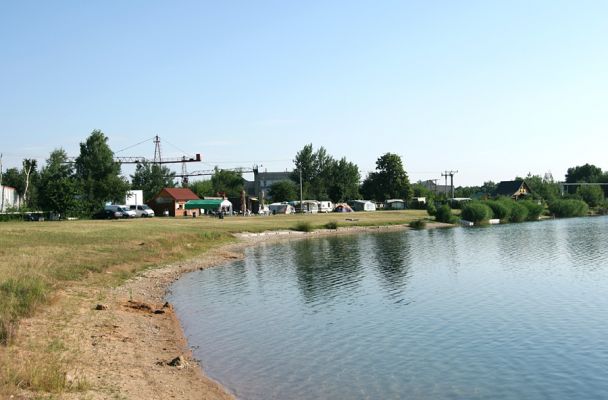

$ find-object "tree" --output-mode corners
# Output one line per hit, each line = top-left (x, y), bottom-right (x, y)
(74, 130), (130, 213)
(268, 180), (297, 202)
(326, 158), (360, 202)
(360, 153), (412, 202)
(1, 168), (24, 195)
(210, 168), (244, 197)
(37, 149), (79, 215)
(290, 144), (360, 202)
(566, 164), (603, 183)
(524, 174), (560, 202)
(189, 180), (214, 198)
(22, 159), (37, 206)
(130, 161), (176, 202)
(290, 144), (317, 196)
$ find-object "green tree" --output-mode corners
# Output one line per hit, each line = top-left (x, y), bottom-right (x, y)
(130, 161), (176, 202)
(360, 153), (412, 202)
(189, 180), (214, 198)
(524, 174), (560, 202)
(327, 158), (360, 202)
(210, 168), (244, 197)
(268, 180), (298, 202)
(1, 168), (24, 195)
(290, 144), (317, 197)
(74, 130), (130, 213)
(290, 144), (334, 200)
(566, 164), (603, 183)
(37, 149), (79, 215)
(576, 185), (604, 207)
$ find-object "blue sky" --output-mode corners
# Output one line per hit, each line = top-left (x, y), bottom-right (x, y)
(1, 1), (607, 186)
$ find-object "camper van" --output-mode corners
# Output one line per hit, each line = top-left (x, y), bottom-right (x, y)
(318, 201), (334, 213)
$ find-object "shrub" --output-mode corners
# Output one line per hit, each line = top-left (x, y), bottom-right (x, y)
(461, 202), (493, 224)
(426, 202), (437, 217)
(434, 204), (453, 223)
(484, 200), (511, 221)
(324, 221), (339, 230)
(292, 221), (313, 232)
(576, 185), (605, 207)
(509, 202), (529, 223)
(549, 199), (589, 218)
(409, 219), (427, 230)
(521, 200), (544, 221)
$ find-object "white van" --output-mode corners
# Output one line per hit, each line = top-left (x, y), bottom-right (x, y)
(105, 204), (137, 218)
(129, 204), (155, 217)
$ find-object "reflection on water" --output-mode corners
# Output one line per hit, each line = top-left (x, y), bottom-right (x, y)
(168, 216), (608, 400)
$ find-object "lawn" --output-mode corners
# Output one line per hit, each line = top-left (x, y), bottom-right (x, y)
(0, 210), (428, 344)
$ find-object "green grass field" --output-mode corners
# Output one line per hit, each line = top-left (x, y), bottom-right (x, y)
(0, 210), (427, 345)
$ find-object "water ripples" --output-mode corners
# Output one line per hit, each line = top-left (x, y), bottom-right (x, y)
(169, 216), (608, 400)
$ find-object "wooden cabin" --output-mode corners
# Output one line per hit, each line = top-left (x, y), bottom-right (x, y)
(494, 180), (532, 200)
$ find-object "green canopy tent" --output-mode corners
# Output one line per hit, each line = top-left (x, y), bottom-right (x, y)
(185, 199), (233, 213)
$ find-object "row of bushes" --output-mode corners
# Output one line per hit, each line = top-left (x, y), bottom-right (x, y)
(429, 198), (589, 225)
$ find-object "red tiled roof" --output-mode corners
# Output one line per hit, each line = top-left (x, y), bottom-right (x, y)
(161, 188), (200, 201)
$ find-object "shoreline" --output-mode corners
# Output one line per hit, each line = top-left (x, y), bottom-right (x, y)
(11, 222), (451, 399)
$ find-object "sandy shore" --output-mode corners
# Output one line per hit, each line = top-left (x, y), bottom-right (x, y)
(12, 222), (450, 399)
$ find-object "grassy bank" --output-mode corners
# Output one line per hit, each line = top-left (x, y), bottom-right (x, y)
(0, 210), (425, 396)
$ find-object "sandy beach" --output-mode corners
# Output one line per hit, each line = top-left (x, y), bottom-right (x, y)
(9, 223), (450, 399)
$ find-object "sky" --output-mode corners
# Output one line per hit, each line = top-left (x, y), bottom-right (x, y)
(1, 1), (607, 186)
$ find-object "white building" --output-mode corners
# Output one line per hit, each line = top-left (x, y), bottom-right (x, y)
(1, 186), (22, 212)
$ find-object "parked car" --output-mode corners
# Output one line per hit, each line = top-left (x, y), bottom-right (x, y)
(129, 204), (155, 217)
(105, 205), (137, 218)
(93, 209), (122, 219)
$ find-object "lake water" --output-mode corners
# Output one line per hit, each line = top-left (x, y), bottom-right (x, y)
(168, 217), (608, 400)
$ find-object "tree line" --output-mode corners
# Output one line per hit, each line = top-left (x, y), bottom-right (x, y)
(4, 129), (605, 218)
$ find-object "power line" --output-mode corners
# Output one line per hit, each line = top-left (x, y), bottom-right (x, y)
(115, 137), (156, 154)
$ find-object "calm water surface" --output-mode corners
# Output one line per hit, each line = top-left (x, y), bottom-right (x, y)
(168, 217), (608, 400)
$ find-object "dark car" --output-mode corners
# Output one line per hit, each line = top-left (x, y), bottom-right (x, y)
(93, 209), (122, 220)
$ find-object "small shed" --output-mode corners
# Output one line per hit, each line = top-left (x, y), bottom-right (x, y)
(147, 188), (199, 217)
(185, 199), (233, 215)
(495, 180), (532, 200)
(384, 199), (406, 210)
(351, 200), (376, 212)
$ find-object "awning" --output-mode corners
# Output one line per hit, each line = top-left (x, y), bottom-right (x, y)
(185, 199), (222, 211)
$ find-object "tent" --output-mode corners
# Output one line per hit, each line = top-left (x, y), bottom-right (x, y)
(333, 203), (353, 213)
(185, 199), (233, 213)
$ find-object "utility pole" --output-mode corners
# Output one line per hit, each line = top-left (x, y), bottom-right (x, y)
(299, 168), (303, 214)
(441, 170), (459, 199)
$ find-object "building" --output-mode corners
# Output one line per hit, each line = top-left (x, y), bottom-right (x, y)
(420, 180), (451, 196)
(246, 168), (292, 199)
(494, 180), (532, 200)
(1, 185), (22, 212)
(147, 188), (199, 217)
(124, 190), (144, 206)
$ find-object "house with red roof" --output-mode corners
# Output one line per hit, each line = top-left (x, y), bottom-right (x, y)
(147, 188), (199, 217)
